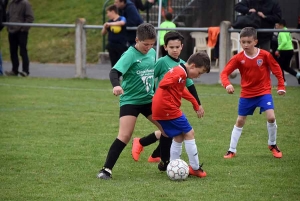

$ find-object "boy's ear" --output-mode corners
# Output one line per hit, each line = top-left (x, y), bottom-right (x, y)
(164, 44), (167, 50)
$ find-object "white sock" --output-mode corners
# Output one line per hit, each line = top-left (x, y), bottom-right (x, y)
(170, 140), (182, 161)
(296, 72), (300, 79)
(267, 120), (277, 145)
(228, 125), (243, 153)
(184, 139), (199, 170)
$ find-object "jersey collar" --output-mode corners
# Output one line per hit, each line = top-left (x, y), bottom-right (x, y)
(167, 54), (180, 62)
(179, 63), (188, 76)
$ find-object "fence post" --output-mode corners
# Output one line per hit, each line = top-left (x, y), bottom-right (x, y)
(75, 18), (86, 78)
(218, 21), (231, 83)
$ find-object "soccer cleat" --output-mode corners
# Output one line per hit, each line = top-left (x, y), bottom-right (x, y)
(97, 168), (112, 180)
(189, 164), (207, 178)
(148, 156), (161, 163)
(5, 71), (18, 76)
(19, 71), (29, 77)
(224, 151), (236, 159)
(268, 145), (282, 158)
(158, 160), (169, 171)
(131, 138), (143, 161)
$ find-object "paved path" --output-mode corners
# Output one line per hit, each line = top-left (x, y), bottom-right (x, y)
(2, 61), (299, 86)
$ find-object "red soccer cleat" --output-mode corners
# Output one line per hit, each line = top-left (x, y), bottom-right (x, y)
(131, 138), (143, 161)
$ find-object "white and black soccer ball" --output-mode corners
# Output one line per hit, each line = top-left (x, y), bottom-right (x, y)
(166, 159), (189, 181)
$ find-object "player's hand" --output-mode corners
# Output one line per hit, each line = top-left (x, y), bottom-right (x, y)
(196, 106), (205, 118)
(277, 90), (286, 96)
(249, 8), (256, 13)
(113, 86), (123, 96)
(225, 84), (234, 94)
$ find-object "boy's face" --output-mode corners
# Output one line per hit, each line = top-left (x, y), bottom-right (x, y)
(114, 0), (125, 9)
(164, 39), (183, 59)
(187, 64), (207, 79)
(106, 10), (115, 20)
(239, 36), (258, 52)
(135, 38), (156, 54)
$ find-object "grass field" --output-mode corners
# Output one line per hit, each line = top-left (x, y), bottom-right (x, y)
(0, 77), (300, 201)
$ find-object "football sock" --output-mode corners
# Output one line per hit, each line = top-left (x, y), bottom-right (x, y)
(184, 139), (199, 170)
(267, 120), (277, 145)
(170, 140), (182, 161)
(151, 144), (161, 158)
(229, 125), (243, 153)
(103, 138), (126, 170)
(159, 134), (172, 164)
(139, 132), (158, 146)
(296, 72), (300, 79)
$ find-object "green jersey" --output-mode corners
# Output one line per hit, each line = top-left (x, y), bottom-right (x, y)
(277, 27), (293, 51)
(154, 55), (194, 88)
(113, 46), (156, 106)
(159, 20), (176, 45)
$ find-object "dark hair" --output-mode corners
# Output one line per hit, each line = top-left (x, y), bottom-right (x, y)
(106, 4), (118, 13)
(165, 12), (173, 21)
(278, 19), (286, 26)
(240, 27), (257, 39)
(136, 23), (156, 41)
(187, 52), (211, 73)
(164, 31), (184, 45)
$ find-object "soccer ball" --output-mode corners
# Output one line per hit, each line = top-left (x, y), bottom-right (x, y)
(166, 159), (189, 181)
(110, 25), (121, 34)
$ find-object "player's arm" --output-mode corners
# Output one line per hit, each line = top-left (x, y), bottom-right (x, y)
(267, 53), (286, 94)
(186, 79), (201, 105)
(182, 88), (200, 111)
(101, 23), (108, 35)
(220, 57), (238, 93)
(107, 16), (126, 26)
(158, 74), (179, 89)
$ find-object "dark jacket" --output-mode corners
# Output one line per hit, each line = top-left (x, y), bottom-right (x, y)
(7, 0), (34, 33)
(119, 0), (143, 44)
(235, 0), (281, 43)
(0, 0), (8, 31)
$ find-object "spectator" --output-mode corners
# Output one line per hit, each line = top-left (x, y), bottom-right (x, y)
(159, 12), (176, 57)
(275, 19), (300, 85)
(114, 0), (143, 46)
(131, 0), (153, 13)
(5, 0), (34, 77)
(149, 0), (172, 18)
(101, 5), (127, 68)
(235, 0), (281, 51)
(0, 0), (8, 76)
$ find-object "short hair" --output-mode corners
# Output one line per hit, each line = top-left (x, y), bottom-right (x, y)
(136, 23), (156, 41)
(164, 31), (184, 45)
(165, 13), (173, 21)
(106, 4), (118, 13)
(118, 0), (126, 3)
(278, 19), (286, 26)
(240, 27), (257, 39)
(187, 52), (211, 73)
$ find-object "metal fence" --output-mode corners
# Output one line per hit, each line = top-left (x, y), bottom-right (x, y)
(3, 21), (300, 79)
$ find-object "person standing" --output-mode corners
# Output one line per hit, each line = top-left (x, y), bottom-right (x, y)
(0, 0), (8, 76)
(275, 19), (300, 85)
(5, 0), (34, 77)
(114, 0), (143, 46)
(235, 0), (281, 51)
(159, 12), (176, 57)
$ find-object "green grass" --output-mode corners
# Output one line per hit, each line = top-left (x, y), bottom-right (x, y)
(0, 77), (300, 201)
(0, 0), (113, 63)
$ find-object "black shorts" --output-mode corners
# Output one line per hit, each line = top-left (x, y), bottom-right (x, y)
(120, 103), (152, 118)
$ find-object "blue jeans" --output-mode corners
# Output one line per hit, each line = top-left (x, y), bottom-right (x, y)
(0, 52), (3, 75)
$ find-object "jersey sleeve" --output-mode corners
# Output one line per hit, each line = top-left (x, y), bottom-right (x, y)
(154, 58), (164, 79)
(182, 88), (200, 111)
(266, 53), (286, 91)
(120, 16), (126, 24)
(220, 55), (239, 88)
(185, 78), (194, 87)
(113, 51), (134, 75)
(158, 73), (179, 89)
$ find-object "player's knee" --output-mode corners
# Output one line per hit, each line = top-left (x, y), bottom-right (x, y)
(267, 117), (276, 123)
(236, 117), (246, 127)
(154, 130), (161, 139)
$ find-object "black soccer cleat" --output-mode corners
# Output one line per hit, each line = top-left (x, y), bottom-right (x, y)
(97, 168), (112, 180)
(158, 160), (169, 171)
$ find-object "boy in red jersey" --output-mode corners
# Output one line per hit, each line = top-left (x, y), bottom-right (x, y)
(220, 27), (286, 159)
(152, 52), (211, 178)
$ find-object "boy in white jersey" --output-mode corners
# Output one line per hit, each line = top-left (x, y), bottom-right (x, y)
(220, 27), (285, 159)
(97, 23), (165, 180)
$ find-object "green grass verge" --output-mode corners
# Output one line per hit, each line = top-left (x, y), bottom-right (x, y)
(0, 77), (299, 201)
(0, 0), (113, 63)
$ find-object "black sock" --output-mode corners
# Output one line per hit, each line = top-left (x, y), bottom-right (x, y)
(159, 135), (172, 164)
(139, 132), (158, 146)
(103, 138), (126, 170)
(151, 144), (161, 158)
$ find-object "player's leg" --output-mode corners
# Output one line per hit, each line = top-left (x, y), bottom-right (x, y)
(171, 134), (184, 161)
(224, 97), (256, 158)
(279, 50), (300, 84)
(97, 105), (139, 180)
(183, 129), (207, 178)
(259, 94), (282, 158)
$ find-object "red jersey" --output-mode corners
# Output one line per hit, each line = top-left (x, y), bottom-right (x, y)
(152, 64), (199, 120)
(220, 49), (285, 98)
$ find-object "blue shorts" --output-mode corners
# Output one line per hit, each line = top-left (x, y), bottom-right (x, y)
(238, 94), (274, 116)
(157, 114), (192, 138)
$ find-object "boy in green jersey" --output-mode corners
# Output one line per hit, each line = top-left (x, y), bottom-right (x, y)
(97, 23), (165, 180)
(132, 31), (204, 165)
